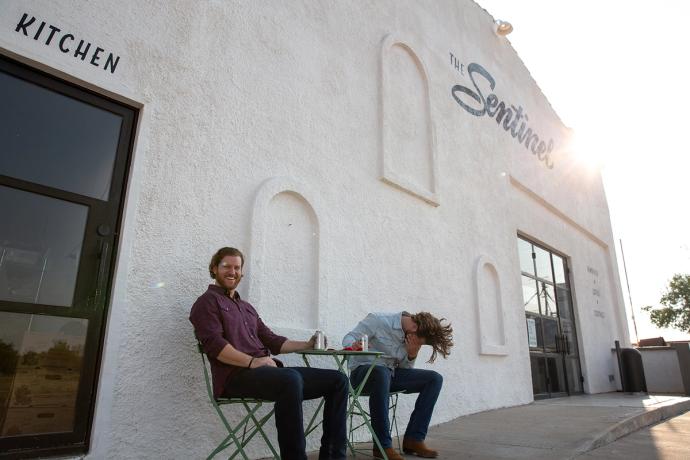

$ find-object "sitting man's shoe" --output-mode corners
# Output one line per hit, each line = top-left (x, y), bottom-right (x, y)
(373, 446), (404, 460)
(402, 438), (439, 458)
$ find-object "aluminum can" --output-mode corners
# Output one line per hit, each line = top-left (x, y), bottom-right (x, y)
(361, 334), (368, 351)
(315, 330), (326, 350)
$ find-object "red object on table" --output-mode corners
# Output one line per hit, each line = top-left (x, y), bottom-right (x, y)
(342, 344), (363, 351)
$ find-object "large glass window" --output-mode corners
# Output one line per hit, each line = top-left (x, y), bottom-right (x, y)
(0, 55), (136, 457)
(518, 236), (583, 398)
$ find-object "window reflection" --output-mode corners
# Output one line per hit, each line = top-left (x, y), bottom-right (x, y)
(522, 276), (540, 314)
(556, 286), (571, 320)
(0, 312), (87, 437)
(0, 71), (122, 201)
(542, 318), (558, 352)
(552, 254), (566, 284)
(546, 357), (565, 393)
(566, 358), (583, 393)
(539, 282), (557, 318)
(518, 238), (535, 275)
(0, 186), (87, 307)
(534, 246), (553, 282)
(530, 355), (547, 395)
(560, 320), (579, 356)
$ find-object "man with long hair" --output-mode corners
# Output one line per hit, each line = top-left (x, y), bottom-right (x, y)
(343, 311), (453, 460)
(190, 247), (348, 460)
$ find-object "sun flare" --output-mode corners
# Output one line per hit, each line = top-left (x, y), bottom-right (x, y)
(568, 131), (606, 172)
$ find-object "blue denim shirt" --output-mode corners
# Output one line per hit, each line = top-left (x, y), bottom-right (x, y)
(342, 312), (416, 371)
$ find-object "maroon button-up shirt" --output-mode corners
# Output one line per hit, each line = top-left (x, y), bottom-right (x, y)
(189, 284), (288, 398)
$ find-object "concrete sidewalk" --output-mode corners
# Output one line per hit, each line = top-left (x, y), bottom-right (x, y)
(326, 393), (690, 459)
(580, 410), (690, 459)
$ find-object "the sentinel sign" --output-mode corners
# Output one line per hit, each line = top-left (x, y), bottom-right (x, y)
(13, 13), (121, 74)
(449, 53), (555, 170)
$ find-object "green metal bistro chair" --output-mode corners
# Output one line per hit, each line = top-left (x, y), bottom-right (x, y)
(347, 389), (404, 456)
(196, 343), (279, 460)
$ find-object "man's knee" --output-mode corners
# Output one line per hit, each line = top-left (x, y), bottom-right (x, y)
(279, 368), (304, 398)
(359, 365), (391, 396)
(334, 370), (349, 389)
(325, 370), (349, 399)
(317, 368), (348, 393)
(428, 370), (443, 390)
(368, 365), (392, 384)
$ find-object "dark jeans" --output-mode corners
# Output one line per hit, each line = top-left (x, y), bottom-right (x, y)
(350, 365), (443, 449)
(224, 366), (348, 460)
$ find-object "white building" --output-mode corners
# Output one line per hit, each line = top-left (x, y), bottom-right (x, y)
(0, 1), (631, 458)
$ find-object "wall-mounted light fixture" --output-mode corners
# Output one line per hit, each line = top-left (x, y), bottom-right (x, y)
(495, 19), (513, 36)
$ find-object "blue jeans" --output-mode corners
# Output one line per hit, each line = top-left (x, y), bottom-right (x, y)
(350, 365), (443, 449)
(224, 366), (348, 460)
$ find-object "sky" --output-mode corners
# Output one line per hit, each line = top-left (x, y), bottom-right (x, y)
(477, 0), (690, 342)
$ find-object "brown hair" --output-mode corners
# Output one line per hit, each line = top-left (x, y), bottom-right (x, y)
(412, 312), (454, 363)
(209, 247), (245, 279)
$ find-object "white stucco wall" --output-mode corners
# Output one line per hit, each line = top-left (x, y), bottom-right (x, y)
(0, 1), (630, 458)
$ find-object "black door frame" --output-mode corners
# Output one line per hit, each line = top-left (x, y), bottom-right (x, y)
(519, 235), (584, 399)
(0, 55), (137, 458)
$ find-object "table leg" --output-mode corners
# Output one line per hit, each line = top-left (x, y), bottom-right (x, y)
(302, 354), (326, 436)
(342, 357), (388, 460)
(298, 353), (389, 460)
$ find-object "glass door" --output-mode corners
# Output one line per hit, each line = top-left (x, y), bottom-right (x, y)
(0, 56), (136, 457)
(518, 236), (583, 399)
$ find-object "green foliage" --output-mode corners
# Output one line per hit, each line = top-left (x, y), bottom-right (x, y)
(0, 339), (19, 375)
(643, 273), (690, 333)
(21, 350), (39, 366)
(42, 340), (83, 370)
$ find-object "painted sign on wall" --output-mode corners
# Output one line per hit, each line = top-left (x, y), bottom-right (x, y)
(13, 13), (120, 74)
(449, 55), (555, 170)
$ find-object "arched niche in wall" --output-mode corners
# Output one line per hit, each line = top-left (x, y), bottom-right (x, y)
(248, 177), (324, 330)
(380, 33), (439, 206)
(474, 255), (508, 356)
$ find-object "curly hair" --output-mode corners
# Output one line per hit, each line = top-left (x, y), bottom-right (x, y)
(411, 312), (454, 363)
(208, 247), (245, 279)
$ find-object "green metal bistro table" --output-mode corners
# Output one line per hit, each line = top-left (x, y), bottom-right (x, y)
(296, 349), (387, 459)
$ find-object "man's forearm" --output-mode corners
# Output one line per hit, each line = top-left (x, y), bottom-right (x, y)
(216, 343), (254, 367)
(280, 340), (311, 353)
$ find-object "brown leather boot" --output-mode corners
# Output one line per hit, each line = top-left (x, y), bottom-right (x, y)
(372, 446), (404, 460)
(402, 438), (439, 458)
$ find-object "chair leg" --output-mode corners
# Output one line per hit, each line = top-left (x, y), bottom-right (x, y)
(240, 401), (279, 459)
(208, 400), (280, 460)
(390, 393), (401, 453)
(208, 406), (252, 460)
(305, 397), (325, 437)
(347, 393), (402, 457)
(347, 398), (367, 456)
(229, 404), (265, 460)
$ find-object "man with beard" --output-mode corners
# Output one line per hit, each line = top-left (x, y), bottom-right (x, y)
(190, 247), (348, 460)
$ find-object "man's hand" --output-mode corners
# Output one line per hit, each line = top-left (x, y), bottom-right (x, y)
(250, 356), (278, 368)
(344, 340), (363, 351)
(307, 331), (327, 349)
(405, 333), (423, 360)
